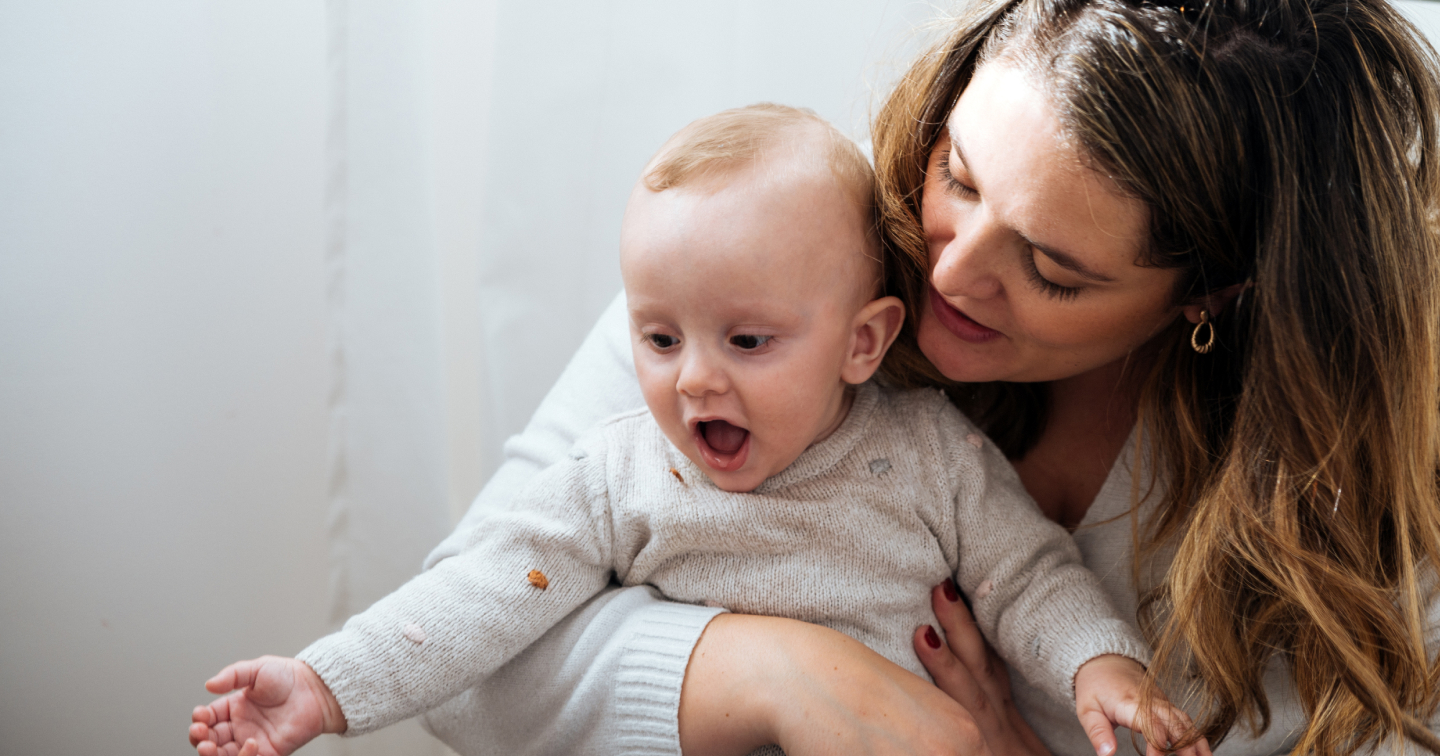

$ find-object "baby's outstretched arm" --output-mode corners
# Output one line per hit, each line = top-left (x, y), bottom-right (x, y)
(1074, 654), (1212, 756)
(188, 656), (346, 756)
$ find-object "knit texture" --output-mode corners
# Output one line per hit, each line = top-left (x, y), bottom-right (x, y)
(298, 380), (1148, 739)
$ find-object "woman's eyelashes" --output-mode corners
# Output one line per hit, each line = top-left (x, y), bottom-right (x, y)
(937, 152), (977, 198)
(1022, 251), (1082, 301)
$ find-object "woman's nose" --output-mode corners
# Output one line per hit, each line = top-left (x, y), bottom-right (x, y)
(676, 347), (730, 397)
(931, 208), (1005, 300)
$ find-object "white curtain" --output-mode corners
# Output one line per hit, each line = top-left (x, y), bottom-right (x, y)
(6, 2), (1440, 755)
(0, 1), (935, 754)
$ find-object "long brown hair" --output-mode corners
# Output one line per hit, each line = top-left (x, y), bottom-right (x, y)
(871, 0), (1440, 752)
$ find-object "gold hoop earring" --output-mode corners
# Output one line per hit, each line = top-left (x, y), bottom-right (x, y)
(1191, 310), (1215, 354)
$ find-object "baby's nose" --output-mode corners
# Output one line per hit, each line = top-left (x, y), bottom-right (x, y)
(676, 350), (729, 396)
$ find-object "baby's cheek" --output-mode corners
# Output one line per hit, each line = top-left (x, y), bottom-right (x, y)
(775, 393), (830, 443)
(640, 391), (685, 444)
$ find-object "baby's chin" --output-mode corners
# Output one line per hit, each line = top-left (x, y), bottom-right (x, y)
(707, 474), (765, 493)
(684, 447), (792, 493)
(685, 451), (762, 492)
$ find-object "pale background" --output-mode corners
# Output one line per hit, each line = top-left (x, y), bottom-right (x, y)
(3, 2), (1439, 755)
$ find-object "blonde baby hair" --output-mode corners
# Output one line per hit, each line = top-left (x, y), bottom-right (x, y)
(642, 103), (882, 295)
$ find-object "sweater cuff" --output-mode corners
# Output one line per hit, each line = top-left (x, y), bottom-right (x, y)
(612, 601), (728, 755)
(297, 632), (392, 737)
(1037, 617), (1153, 707)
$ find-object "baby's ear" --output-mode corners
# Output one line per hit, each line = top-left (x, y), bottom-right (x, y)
(842, 296), (905, 385)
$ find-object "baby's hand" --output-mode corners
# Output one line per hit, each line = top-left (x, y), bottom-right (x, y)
(188, 655), (346, 756)
(1074, 654), (1211, 756)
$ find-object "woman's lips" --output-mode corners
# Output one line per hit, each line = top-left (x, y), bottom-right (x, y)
(929, 286), (1002, 343)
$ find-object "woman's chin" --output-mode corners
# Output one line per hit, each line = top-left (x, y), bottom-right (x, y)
(917, 318), (1013, 383)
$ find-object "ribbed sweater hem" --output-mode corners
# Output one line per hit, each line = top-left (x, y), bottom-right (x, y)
(613, 603), (727, 754)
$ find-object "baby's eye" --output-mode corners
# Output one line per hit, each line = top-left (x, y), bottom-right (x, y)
(646, 333), (679, 350)
(729, 334), (773, 350)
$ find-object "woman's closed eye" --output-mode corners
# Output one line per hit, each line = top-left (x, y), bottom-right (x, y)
(729, 334), (773, 351)
(1022, 250), (1082, 301)
(937, 152), (977, 199)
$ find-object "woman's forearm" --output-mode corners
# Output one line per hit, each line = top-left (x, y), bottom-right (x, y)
(679, 614), (788, 756)
(680, 611), (1006, 756)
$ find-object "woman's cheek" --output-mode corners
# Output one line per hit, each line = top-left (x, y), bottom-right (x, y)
(1008, 300), (1120, 361)
(1021, 299), (1168, 359)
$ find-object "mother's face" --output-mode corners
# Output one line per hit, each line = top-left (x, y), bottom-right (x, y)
(918, 62), (1183, 384)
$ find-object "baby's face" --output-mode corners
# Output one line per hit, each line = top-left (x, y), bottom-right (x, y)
(620, 166), (875, 492)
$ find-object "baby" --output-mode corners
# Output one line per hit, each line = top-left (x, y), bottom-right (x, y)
(191, 104), (1195, 756)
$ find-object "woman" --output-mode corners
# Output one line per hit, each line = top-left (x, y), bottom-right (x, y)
(419, 0), (1440, 753)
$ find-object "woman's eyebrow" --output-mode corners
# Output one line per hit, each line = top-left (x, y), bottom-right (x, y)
(949, 123), (1116, 284)
(1026, 239), (1117, 283)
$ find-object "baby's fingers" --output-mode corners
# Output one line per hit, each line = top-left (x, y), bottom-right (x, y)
(1168, 737), (1213, 756)
(1078, 706), (1119, 756)
(191, 696), (237, 752)
(196, 741), (242, 756)
(206, 659), (263, 695)
(193, 732), (230, 756)
(1158, 714), (1210, 756)
(1140, 704), (1209, 756)
(189, 719), (212, 748)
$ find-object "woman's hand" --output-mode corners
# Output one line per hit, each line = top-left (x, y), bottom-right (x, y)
(914, 579), (1051, 756)
(678, 586), (1047, 756)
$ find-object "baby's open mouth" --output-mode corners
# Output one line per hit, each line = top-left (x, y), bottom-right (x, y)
(694, 419), (751, 472)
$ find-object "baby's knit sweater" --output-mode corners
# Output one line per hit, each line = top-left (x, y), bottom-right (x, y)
(298, 381), (1150, 737)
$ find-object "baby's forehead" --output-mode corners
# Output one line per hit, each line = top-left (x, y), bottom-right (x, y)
(722, 161), (873, 250)
(639, 167), (878, 306)
(626, 108), (881, 299)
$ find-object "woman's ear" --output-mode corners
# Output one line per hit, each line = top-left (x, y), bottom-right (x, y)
(842, 296), (906, 385)
(1182, 282), (1249, 324)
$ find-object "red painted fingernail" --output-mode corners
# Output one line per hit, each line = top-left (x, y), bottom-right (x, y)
(924, 625), (942, 649)
(942, 578), (959, 602)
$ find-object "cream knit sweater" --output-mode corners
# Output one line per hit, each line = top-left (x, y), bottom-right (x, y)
(298, 378), (1150, 743)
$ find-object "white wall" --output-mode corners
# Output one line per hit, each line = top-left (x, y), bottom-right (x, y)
(0, 2), (345, 755)
(0, 2), (935, 754)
